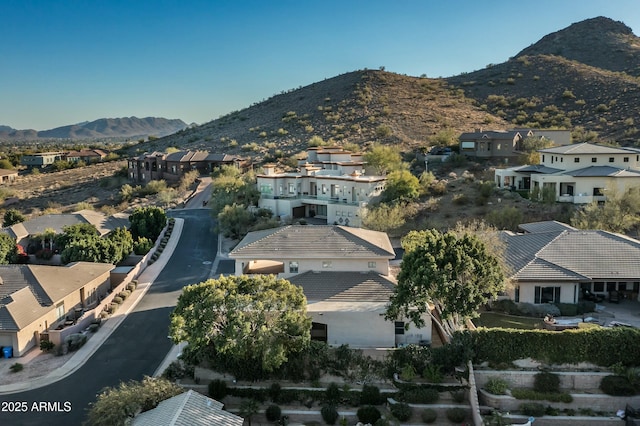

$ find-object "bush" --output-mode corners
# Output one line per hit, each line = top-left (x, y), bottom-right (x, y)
(269, 382), (282, 403)
(390, 402), (412, 421)
(519, 402), (545, 417)
(265, 404), (281, 422)
(511, 388), (573, 403)
(422, 364), (443, 383)
(9, 363), (23, 373)
(554, 303), (578, 316)
(208, 379), (227, 400)
(446, 407), (468, 423)
(119, 290), (131, 299)
(357, 405), (381, 424)
(450, 389), (466, 403)
(600, 375), (637, 396)
(321, 405), (339, 425)
(40, 340), (55, 352)
(401, 387), (440, 404)
(66, 333), (87, 351)
(360, 384), (382, 405)
(127, 283), (137, 291)
(421, 408), (438, 423)
(88, 323), (100, 333)
(534, 371), (560, 393)
(325, 382), (340, 403)
(112, 296), (123, 304)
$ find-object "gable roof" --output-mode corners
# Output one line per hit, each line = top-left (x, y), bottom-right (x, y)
(502, 228), (640, 281)
(131, 390), (243, 426)
(289, 271), (396, 304)
(538, 143), (633, 155)
(459, 130), (522, 141)
(230, 225), (395, 259)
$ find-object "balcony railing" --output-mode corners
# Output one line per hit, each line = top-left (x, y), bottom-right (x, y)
(260, 193), (361, 205)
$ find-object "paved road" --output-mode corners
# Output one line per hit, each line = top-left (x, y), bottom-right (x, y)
(0, 209), (217, 426)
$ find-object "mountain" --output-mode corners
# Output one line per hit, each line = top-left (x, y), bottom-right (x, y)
(125, 16), (640, 161)
(0, 117), (188, 140)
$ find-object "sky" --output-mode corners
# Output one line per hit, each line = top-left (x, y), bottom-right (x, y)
(1, 0), (639, 130)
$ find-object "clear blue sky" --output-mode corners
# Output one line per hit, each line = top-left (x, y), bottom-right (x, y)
(2, 0), (639, 130)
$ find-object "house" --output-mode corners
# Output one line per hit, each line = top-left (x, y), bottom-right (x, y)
(128, 150), (247, 184)
(495, 143), (640, 203)
(64, 149), (108, 164)
(1, 210), (129, 253)
(500, 221), (640, 305)
(20, 152), (64, 168)
(0, 169), (18, 185)
(256, 147), (387, 227)
(229, 225), (432, 348)
(0, 262), (114, 357)
(459, 128), (570, 160)
(131, 390), (243, 426)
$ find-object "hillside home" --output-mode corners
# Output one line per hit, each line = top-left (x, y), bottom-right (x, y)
(229, 225), (432, 348)
(0, 169), (18, 185)
(128, 150), (248, 184)
(257, 147), (386, 227)
(501, 221), (640, 305)
(495, 143), (640, 203)
(0, 262), (113, 357)
(64, 149), (108, 164)
(20, 152), (64, 168)
(459, 128), (570, 160)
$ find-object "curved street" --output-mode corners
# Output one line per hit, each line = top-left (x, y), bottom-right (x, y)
(0, 208), (218, 426)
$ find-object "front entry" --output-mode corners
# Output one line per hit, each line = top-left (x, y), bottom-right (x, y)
(311, 322), (327, 342)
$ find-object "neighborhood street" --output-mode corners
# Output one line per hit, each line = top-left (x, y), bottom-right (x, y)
(0, 208), (218, 426)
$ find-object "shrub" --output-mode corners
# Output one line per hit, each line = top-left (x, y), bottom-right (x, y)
(555, 303), (578, 316)
(421, 408), (438, 423)
(265, 404), (281, 422)
(9, 363), (23, 373)
(357, 405), (381, 424)
(534, 371), (560, 393)
(422, 364), (443, 383)
(450, 389), (466, 403)
(484, 377), (509, 395)
(446, 407), (468, 423)
(88, 323), (100, 333)
(401, 387), (439, 404)
(127, 283), (137, 291)
(40, 340), (55, 352)
(112, 296), (123, 304)
(360, 384), (382, 405)
(390, 402), (412, 421)
(321, 405), (339, 425)
(325, 382), (340, 403)
(119, 290), (131, 299)
(268, 382), (282, 403)
(519, 402), (545, 417)
(66, 333), (87, 351)
(600, 375), (637, 396)
(208, 379), (227, 400)
(511, 388), (573, 402)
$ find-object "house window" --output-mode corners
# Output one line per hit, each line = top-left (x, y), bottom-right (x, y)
(593, 282), (604, 292)
(55, 302), (65, 321)
(322, 184), (327, 194)
(289, 261), (299, 273)
(624, 157), (630, 163)
(172, 165), (177, 173)
(633, 282), (640, 292)
(497, 143), (501, 150)
(561, 157), (563, 162)
(618, 282), (627, 291)
(591, 157), (597, 163)
(487, 142), (492, 151)
(288, 183), (295, 194)
(607, 282), (616, 291)
(514, 286), (520, 303)
(542, 155), (545, 162)
(593, 188), (605, 196)
(609, 157), (614, 163)
(534, 286), (560, 304)
(368, 261), (376, 269)
(574, 158), (580, 163)
(322, 261), (332, 269)
(394, 321), (405, 335)
(260, 184), (272, 194)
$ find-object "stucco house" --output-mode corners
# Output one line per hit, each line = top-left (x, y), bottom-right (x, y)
(256, 147), (386, 227)
(495, 143), (640, 203)
(501, 221), (640, 305)
(0, 169), (18, 185)
(229, 225), (432, 348)
(64, 149), (108, 164)
(20, 152), (64, 168)
(459, 128), (570, 160)
(0, 262), (114, 357)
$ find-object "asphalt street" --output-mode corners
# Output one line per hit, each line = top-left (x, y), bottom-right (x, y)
(0, 209), (218, 426)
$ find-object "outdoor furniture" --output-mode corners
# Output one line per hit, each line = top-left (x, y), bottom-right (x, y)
(582, 289), (604, 303)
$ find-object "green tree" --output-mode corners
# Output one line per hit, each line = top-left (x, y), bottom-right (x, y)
(239, 399), (260, 426)
(85, 376), (183, 426)
(0, 233), (18, 264)
(209, 166), (259, 215)
(217, 204), (254, 239)
(0, 159), (13, 169)
(571, 186), (640, 234)
(362, 202), (416, 233)
(363, 143), (404, 175)
(169, 275), (311, 377)
(55, 223), (99, 251)
(382, 170), (420, 202)
(129, 206), (167, 241)
(386, 229), (505, 338)
(3, 209), (25, 227)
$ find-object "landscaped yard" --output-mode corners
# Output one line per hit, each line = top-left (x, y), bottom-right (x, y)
(472, 312), (542, 329)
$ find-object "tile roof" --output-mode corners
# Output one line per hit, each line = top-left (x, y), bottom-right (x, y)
(459, 130), (522, 140)
(514, 165), (563, 174)
(518, 221), (577, 234)
(502, 228), (640, 281)
(561, 166), (640, 177)
(538, 143), (633, 155)
(132, 390), (243, 426)
(289, 271), (396, 303)
(230, 225), (395, 259)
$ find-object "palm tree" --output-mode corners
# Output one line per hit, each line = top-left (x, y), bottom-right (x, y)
(239, 398), (260, 426)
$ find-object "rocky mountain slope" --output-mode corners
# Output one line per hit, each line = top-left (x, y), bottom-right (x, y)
(0, 117), (188, 140)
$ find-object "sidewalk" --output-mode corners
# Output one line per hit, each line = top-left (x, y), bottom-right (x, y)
(0, 218), (184, 395)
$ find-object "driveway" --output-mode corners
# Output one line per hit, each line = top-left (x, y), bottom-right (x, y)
(0, 209), (218, 425)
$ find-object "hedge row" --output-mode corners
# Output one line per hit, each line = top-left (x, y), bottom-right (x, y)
(465, 327), (640, 366)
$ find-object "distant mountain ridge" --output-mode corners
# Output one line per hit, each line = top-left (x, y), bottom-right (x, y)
(0, 116), (188, 140)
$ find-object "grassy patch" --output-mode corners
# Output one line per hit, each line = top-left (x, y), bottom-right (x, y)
(473, 312), (542, 329)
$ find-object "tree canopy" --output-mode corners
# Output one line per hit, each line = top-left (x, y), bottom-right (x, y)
(170, 275), (311, 378)
(60, 226), (133, 265)
(0, 233), (18, 264)
(129, 206), (167, 241)
(363, 143), (405, 175)
(2, 209), (25, 227)
(209, 165), (259, 215)
(386, 229), (505, 338)
(571, 186), (640, 234)
(381, 170), (421, 202)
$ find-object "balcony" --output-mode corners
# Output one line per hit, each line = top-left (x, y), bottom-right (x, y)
(260, 193), (361, 206)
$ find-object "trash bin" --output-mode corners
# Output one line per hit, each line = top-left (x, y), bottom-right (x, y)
(2, 346), (13, 359)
